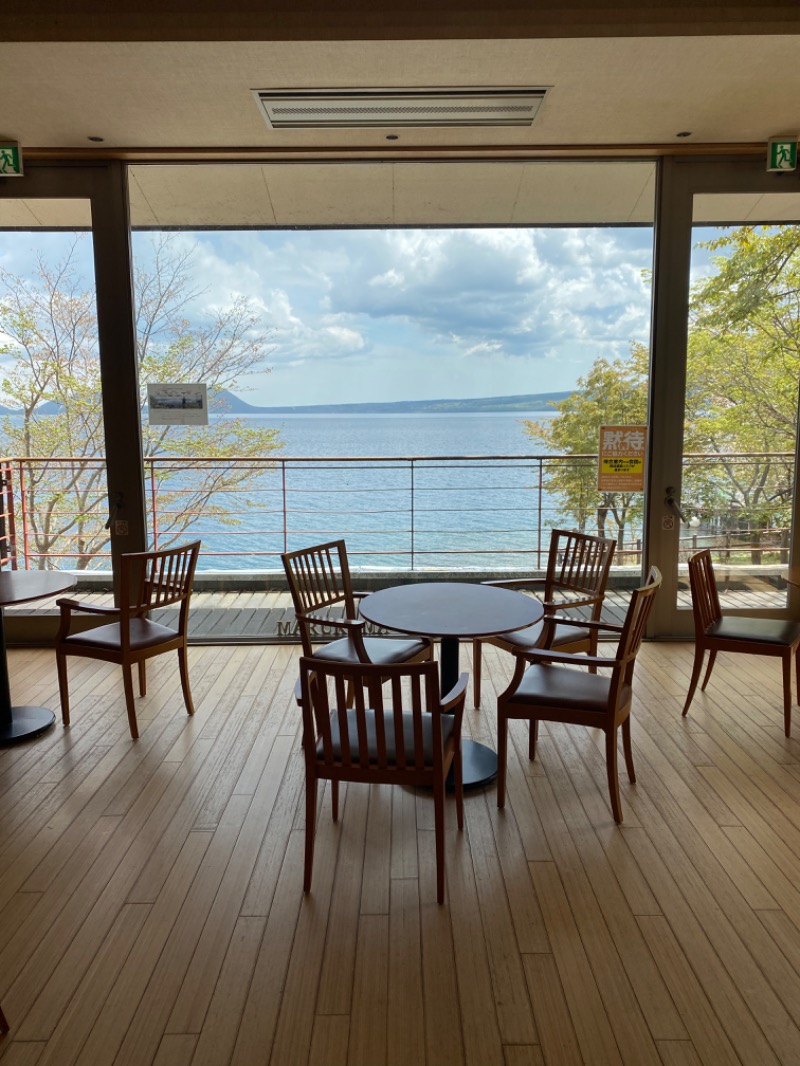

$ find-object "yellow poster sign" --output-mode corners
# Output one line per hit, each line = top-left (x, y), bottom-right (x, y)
(598, 425), (646, 492)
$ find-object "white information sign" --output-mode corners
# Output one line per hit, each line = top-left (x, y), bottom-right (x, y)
(147, 383), (208, 426)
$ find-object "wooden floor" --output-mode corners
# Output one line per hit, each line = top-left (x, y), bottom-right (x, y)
(3, 638), (800, 1064)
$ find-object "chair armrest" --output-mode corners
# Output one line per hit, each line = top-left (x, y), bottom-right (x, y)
(544, 594), (601, 612)
(56, 598), (120, 617)
(514, 647), (611, 668)
(481, 577), (545, 591)
(441, 672), (469, 712)
(302, 608), (364, 631)
(545, 615), (623, 634)
(298, 611), (371, 661)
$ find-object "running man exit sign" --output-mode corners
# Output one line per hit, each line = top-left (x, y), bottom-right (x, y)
(767, 137), (798, 172)
(0, 143), (23, 177)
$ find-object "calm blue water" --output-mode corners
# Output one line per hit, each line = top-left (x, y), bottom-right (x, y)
(190, 411), (563, 572)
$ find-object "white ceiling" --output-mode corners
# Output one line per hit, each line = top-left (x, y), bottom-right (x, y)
(2, 36), (799, 151)
(1, 35), (799, 226)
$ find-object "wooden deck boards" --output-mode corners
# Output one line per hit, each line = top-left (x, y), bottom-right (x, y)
(1, 638), (800, 1062)
(5, 580), (787, 642)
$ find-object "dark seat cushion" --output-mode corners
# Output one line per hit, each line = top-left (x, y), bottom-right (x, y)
(312, 636), (429, 665)
(499, 619), (591, 652)
(317, 708), (455, 766)
(508, 663), (627, 713)
(707, 617), (800, 647)
(63, 618), (178, 651)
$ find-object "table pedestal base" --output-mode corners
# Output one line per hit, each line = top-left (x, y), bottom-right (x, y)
(448, 738), (498, 791)
(0, 707), (56, 744)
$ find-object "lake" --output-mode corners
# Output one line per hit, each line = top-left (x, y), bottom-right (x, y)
(194, 411), (561, 571)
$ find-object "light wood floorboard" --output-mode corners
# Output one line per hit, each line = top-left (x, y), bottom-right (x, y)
(3, 640), (800, 1063)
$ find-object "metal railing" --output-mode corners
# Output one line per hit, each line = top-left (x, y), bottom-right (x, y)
(0, 451), (793, 572)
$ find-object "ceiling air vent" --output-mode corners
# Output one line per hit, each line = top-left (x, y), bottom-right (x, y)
(254, 88), (547, 129)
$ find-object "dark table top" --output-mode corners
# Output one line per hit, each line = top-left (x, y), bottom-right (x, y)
(0, 570), (76, 609)
(359, 581), (543, 640)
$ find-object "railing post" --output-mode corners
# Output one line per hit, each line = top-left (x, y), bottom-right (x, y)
(410, 459), (415, 571)
(0, 461), (16, 570)
(148, 459), (159, 550)
(537, 457), (544, 569)
(18, 462), (30, 570)
(281, 461), (288, 553)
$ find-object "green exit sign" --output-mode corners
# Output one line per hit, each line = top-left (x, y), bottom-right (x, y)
(768, 136), (798, 172)
(0, 143), (23, 177)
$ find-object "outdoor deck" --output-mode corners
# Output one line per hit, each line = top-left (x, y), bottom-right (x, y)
(5, 573), (789, 641)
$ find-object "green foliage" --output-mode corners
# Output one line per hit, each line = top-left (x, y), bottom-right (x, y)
(522, 344), (649, 549)
(0, 236), (281, 568)
(523, 225), (800, 554)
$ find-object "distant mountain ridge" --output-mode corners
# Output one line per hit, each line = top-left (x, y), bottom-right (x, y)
(214, 390), (571, 415)
(0, 390), (571, 417)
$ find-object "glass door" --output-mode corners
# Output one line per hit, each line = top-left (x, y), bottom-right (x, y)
(648, 158), (800, 635)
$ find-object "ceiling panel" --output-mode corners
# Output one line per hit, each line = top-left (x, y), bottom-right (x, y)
(693, 191), (800, 224)
(126, 160), (657, 228)
(0, 198), (92, 228)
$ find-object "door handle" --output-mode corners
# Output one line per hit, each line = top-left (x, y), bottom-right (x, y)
(665, 486), (688, 523)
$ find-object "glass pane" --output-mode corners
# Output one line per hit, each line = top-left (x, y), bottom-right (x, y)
(0, 200), (105, 615)
(129, 161), (655, 639)
(683, 200), (800, 610)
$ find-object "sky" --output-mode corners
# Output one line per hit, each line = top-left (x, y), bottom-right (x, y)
(0, 223), (726, 407)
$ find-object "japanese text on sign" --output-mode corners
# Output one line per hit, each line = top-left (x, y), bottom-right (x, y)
(598, 425), (646, 492)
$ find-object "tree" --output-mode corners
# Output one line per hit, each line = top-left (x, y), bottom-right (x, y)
(522, 225), (800, 562)
(682, 227), (800, 560)
(0, 236), (282, 568)
(521, 343), (649, 555)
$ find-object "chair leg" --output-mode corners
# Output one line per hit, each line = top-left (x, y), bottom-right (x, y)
(473, 639), (482, 708)
(122, 664), (139, 740)
(304, 773), (318, 893)
(331, 780), (340, 822)
(528, 719), (539, 761)
(138, 659), (147, 697)
(700, 650), (717, 692)
(0, 1002), (8, 1034)
(587, 631), (599, 674)
(433, 772), (446, 904)
(783, 650), (793, 738)
(682, 644), (705, 716)
(56, 652), (70, 727)
(178, 645), (195, 716)
(497, 709), (508, 809)
(453, 749), (464, 830)
(622, 716), (636, 783)
(605, 727), (623, 824)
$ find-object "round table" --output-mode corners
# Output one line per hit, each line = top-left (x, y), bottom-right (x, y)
(360, 581), (543, 788)
(0, 570), (77, 744)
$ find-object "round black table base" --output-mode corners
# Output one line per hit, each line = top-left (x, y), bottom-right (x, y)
(447, 738), (498, 792)
(0, 706), (56, 745)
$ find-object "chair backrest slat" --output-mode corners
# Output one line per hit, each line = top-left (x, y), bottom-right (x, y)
(122, 541), (200, 627)
(546, 529), (616, 615)
(688, 549), (722, 633)
(609, 566), (662, 700)
(282, 540), (357, 655)
(299, 657), (445, 781)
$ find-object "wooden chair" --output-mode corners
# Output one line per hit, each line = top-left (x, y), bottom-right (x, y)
(282, 539), (433, 667)
(682, 549), (800, 735)
(298, 656), (467, 903)
(0, 1003), (8, 1033)
(473, 528), (616, 707)
(55, 540), (201, 740)
(497, 566), (661, 823)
